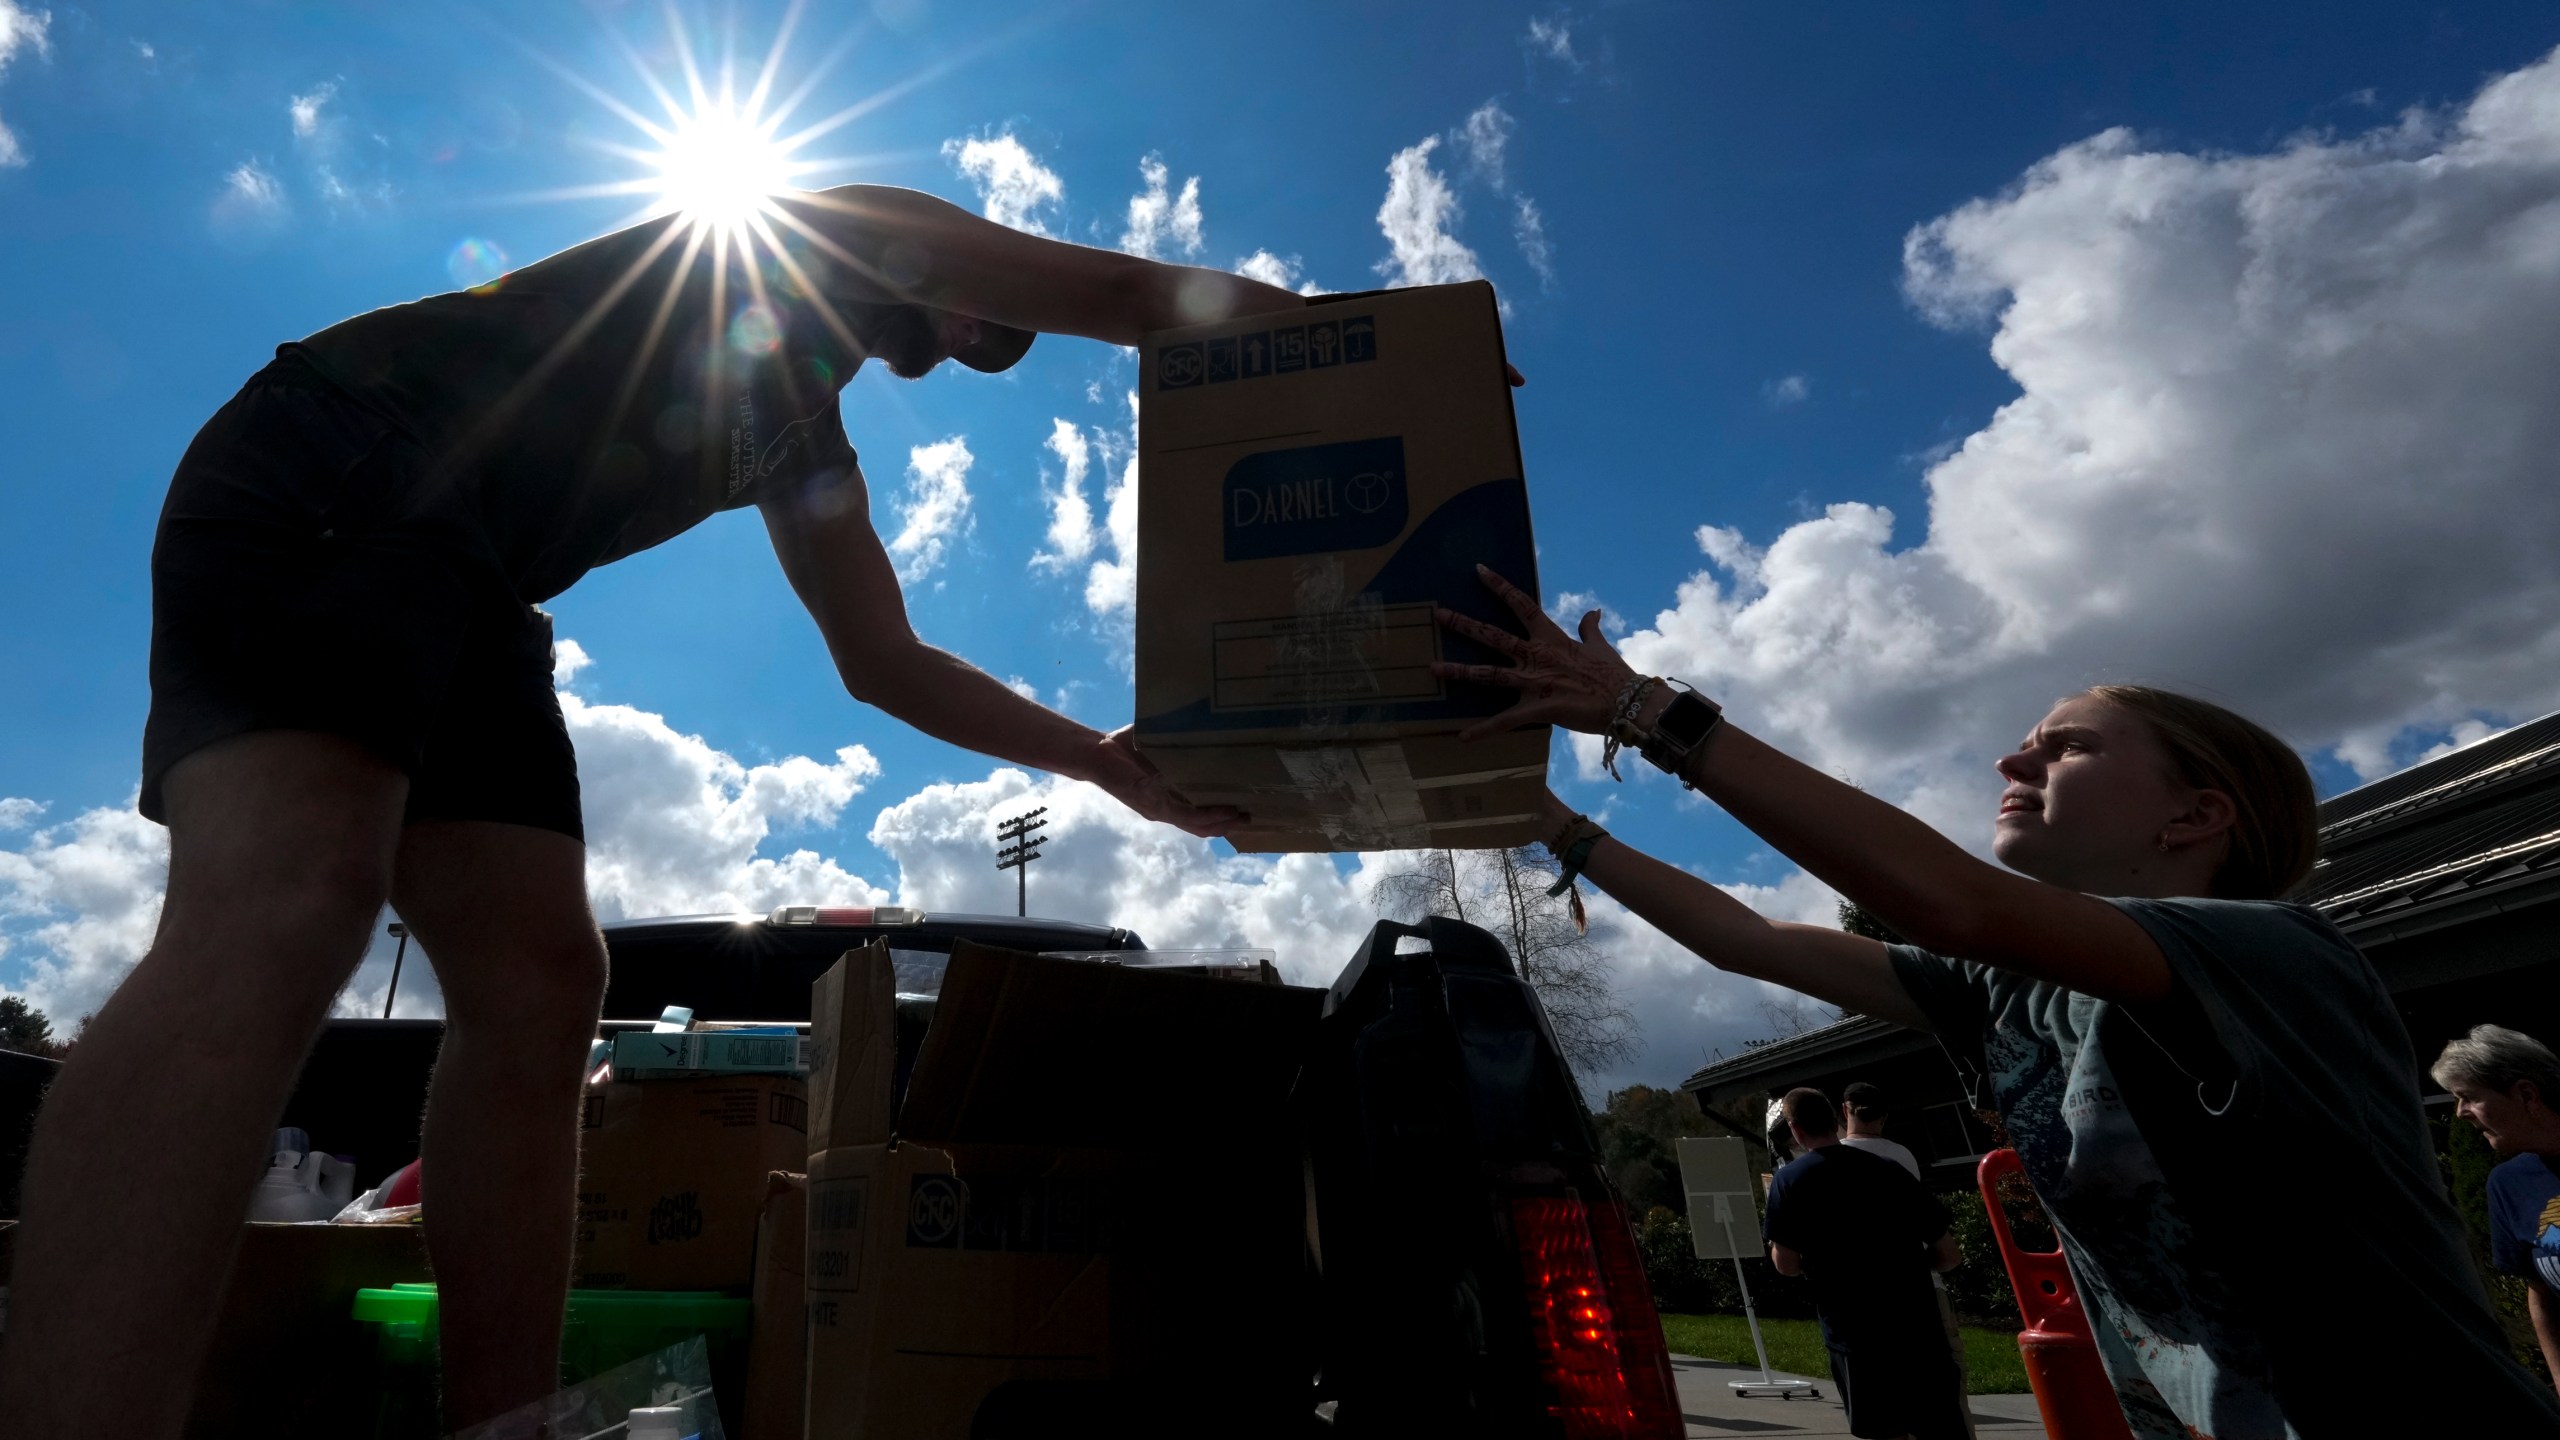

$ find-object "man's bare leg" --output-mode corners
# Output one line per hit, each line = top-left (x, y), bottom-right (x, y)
(394, 820), (607, 1429)
(0, 732), (405, 1435)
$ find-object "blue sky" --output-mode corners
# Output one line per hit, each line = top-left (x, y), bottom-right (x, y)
(7, 2), (2560, 1087)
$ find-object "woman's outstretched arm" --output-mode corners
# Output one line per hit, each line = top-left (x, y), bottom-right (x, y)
(1544, 790), (1932, 1028)
(1443, 566), (2174, 1005)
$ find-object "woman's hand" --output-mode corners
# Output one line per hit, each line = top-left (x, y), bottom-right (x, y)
(1433, 564), (1644, 741)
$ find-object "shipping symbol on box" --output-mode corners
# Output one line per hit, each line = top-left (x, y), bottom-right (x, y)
(1160, 318), (1373, 390)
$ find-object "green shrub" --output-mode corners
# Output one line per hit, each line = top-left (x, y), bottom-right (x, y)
(1633, 1205), (1816, 1321)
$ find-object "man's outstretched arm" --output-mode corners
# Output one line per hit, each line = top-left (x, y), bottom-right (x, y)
(758, 464), (1236, 838)
(778, 184), (1305, 342)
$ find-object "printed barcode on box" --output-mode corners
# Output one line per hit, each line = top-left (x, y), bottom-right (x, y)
(727, 1037), (789, 1067)
(808, 1176), (869, 1294)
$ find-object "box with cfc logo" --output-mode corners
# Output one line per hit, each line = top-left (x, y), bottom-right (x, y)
(571, 1071), (809, 1291)
(804, 940), (1320, 1437)
(1133, 279), (1549, 852)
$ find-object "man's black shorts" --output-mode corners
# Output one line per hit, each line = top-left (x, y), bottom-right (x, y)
(140, 356), (584, 841)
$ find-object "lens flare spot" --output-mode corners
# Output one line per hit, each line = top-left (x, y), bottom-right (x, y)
(447, 238), (509, 289)
(728, 303), (783, 355)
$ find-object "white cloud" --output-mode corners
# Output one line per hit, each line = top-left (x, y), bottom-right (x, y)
(1456, 102), (1513, 187)
(1234, 249), (1326, 295)
(1084, 396), (1141, 621)
(1028, 393), (1141, 628)
(557, 689), (885, 926)
(1379, 104), (1553, 293)
(1525, 13), (1582, 71)
(0, 797), (42, 831)
(1031, 417), (1097, 571)
(886, 436), (975, 584)
(1118, 153), (1203, 260)
(211, 160), (289, 242)
(0, 0), (52, 168)
(1512, 195), (1555, 289)
(1592, 46), (2560, 853)
(1763, 373), (1811, 407)
(0, 800), (169, 1027)
(1376, 136), (1484, 287)
(289, 80), (336, 139)
(942, 131), (1064, 235)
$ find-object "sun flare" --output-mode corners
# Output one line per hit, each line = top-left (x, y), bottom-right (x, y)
(651, 98), (795, 233)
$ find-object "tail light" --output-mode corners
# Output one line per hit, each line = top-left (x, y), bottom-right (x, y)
(1583, 1194), (1685, 1438)
(1509, 1193), (1684, 1440)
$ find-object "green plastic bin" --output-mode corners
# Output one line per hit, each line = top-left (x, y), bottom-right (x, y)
(352, 1284), (751, 1439)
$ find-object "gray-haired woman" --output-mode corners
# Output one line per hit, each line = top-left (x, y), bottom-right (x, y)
(2434, 1024), (2560, 1401)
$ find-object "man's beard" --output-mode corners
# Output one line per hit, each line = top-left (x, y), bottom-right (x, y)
(863, 305), (946, 379)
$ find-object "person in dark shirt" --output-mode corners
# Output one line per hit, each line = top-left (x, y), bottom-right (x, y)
(1762, 1087), (1967, 1440)
(0, 186), (1321, 1435)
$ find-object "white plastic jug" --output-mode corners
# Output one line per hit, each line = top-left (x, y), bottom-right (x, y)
(246, 1134), (357, 1223)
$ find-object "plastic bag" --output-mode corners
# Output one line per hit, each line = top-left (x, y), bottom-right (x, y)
(447, 1336), (725, 1440)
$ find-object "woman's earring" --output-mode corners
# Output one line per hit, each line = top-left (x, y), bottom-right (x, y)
(2156, 831), (2174, 854)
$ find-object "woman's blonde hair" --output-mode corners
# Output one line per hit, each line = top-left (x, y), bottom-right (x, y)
(2082, 685), (2320, 900)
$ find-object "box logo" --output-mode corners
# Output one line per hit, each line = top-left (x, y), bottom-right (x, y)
(1308, 320), (1342, 367)
(645, 1190), (704, 1246)
(1205, 335), (1239, 382)
(908, 1174), (963, 1247)
(1158, 343), (1204, 389)
(1223, 437), (1408, 561)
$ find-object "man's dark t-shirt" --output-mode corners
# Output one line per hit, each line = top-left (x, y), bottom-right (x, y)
(286, 209), (907, 603)
(1761, 1141), (1950, 1352)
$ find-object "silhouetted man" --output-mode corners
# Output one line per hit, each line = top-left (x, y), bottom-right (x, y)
(1764, 1086), (1966, 1440)
(0, 185), (1312, 1435)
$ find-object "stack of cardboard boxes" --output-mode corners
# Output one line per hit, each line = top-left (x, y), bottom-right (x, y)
(799, 939), (1320, 1436)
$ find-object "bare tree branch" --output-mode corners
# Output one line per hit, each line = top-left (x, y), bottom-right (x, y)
(1368, 846), (1641, 1081)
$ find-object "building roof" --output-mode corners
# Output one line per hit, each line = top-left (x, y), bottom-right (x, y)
(2295, 707), (2560, 941)
(1682, 707), (2560, 1100)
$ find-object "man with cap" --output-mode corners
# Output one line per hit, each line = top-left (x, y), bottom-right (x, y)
(0, 185), (1312, 1434)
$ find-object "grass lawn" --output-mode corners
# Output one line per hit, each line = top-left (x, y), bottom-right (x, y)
(1657, 1313), (2032, 1396)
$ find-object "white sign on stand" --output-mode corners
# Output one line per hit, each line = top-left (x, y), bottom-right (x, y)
(1674, 1136), (1821, 1400)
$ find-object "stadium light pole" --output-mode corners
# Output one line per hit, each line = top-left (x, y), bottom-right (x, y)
(995, 807), (1050, 918)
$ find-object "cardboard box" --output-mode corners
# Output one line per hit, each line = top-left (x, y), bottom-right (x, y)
(806, 940), (1321, 1438)
(612, 1028), (811, 1078)
(742, 1171), (808, 1440)
(1133, 280), (1549, 852)
(575, 1073), (809, 1290)
(0, 1219), (433, 1438)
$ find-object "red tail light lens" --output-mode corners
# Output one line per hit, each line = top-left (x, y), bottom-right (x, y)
(1583, 1195), (1686, 1438)
(1510, 1193), (1638, 1438)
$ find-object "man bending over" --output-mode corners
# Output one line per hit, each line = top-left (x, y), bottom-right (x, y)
(0, 186), (1306, 1434)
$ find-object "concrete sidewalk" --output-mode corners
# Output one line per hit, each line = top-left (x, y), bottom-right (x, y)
(1668, 1353), (2050, 1439)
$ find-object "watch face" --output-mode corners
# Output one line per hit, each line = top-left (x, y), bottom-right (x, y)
(1658, 692), (1719, 746)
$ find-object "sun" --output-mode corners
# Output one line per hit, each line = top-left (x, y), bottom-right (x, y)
(651, 96), (795, 234)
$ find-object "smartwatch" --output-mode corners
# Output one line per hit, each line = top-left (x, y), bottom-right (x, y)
(1639, 689), (1724, 783)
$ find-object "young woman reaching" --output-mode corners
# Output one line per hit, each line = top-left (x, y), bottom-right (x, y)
(1437, 565), (2560, 1439)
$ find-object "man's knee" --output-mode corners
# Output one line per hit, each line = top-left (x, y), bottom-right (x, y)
(444, 931), (608, 1034)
